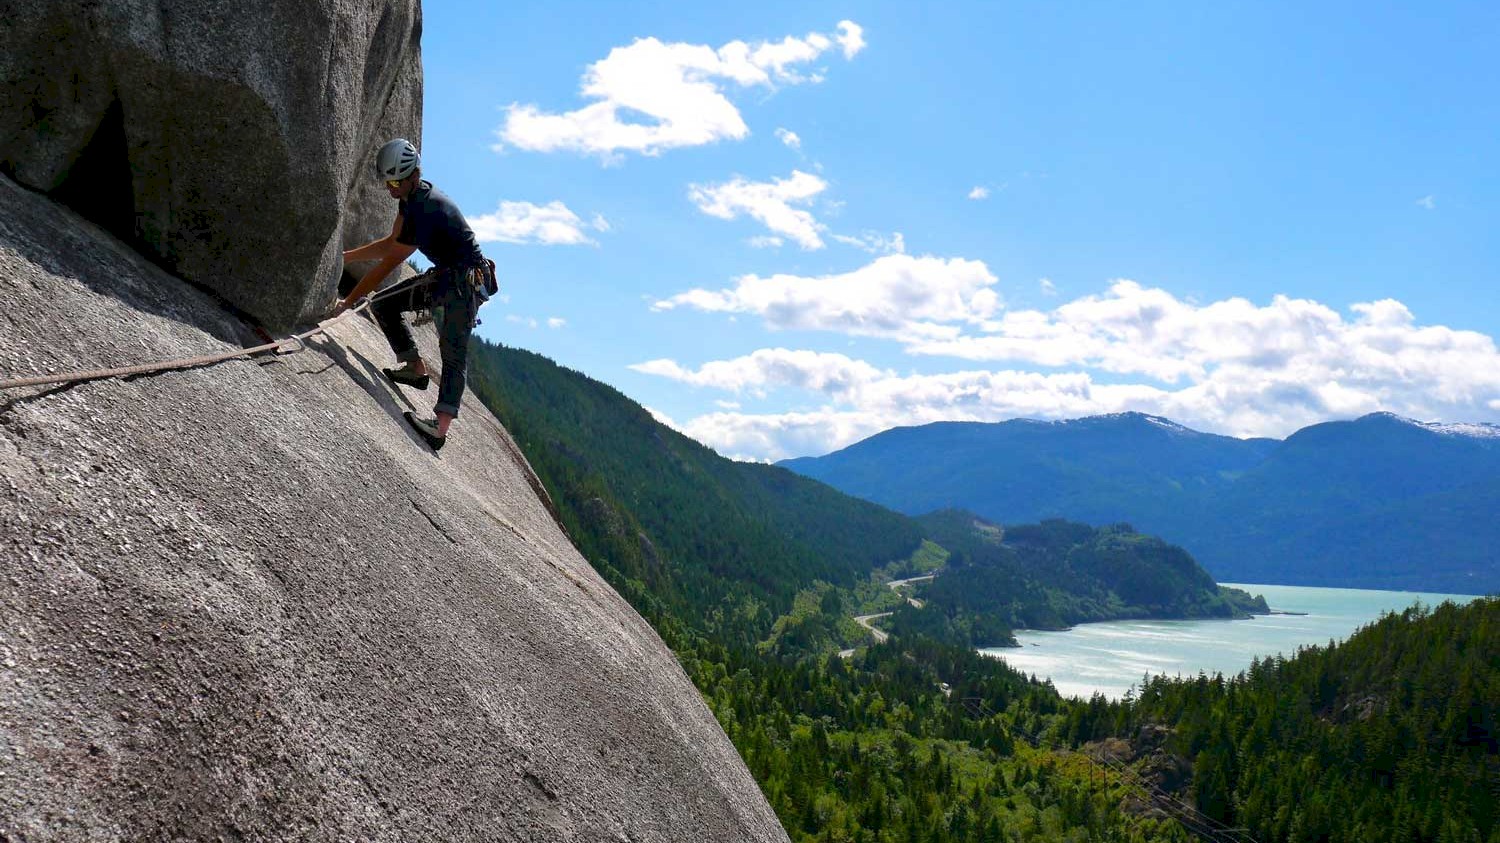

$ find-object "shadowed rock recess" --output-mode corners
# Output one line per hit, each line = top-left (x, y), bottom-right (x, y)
(0, 0), (424, 329)
(0, 118), (787, 843)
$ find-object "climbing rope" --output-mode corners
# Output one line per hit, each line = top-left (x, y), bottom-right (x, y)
(0, 282), (417, 392)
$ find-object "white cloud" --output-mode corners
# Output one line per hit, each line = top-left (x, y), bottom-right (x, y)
(968, 186), (990, 200)
(672, 409), (879, 463)
(471, 201), (603, 246)
(547, 317), (567, 329)
(748, 235), (785, 249)
(908, 281), (1480, 391)
(689, 170), (829, 249)
(775, 127), (802, 149)
(505, 315), (541, 329)
(641, 405), (682, 432)
(831, 231), (905, 255)
(835, 21), (866, 59)
(498, 22), (863, 159)
(1417, 195), (1436, 210)
(638, 283), (1500, 459)
(635, 351), (1166, 460)
(1040, 278), (1058, 296)
(654, 253), (1001, 342)
(632, 349), (891, 400)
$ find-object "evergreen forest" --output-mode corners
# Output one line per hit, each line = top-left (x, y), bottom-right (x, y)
(891, 514), (1269, 648)
(468, 339), (1498, 843)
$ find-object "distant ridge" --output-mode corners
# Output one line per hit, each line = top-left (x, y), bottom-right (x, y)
(781, 411), (1500, 593)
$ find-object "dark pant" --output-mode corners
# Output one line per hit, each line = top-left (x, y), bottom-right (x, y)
(372, 269), (479, 418)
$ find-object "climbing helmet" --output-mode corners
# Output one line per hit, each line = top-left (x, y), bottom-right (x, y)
(376, 138), (420, 181)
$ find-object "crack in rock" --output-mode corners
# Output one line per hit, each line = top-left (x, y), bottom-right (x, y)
(410, 497), (458, 545)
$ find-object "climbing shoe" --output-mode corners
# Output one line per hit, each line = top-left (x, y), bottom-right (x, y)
(404, 412), (446, 451)
(383, 364), (430, 390)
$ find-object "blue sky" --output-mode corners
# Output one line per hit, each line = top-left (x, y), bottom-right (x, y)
(416, 1), (1499, 460)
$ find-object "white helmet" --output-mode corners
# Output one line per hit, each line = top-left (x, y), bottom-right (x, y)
(375, 138), (420, 181)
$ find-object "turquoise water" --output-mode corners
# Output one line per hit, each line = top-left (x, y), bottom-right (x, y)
(980, 583), (1484, 700)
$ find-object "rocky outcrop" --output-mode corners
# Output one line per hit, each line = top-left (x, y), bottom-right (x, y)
(0, 177), (790, 841)
(0, 0), (423, 329)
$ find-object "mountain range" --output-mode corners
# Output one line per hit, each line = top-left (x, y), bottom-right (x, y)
(781, 412), (1500, 594)
(465, 345), (1249, 640)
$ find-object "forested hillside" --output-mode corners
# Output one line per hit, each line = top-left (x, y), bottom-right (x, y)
(779, 415), (1272, 529)
(1078, 598), (1500, 843)
(467, 341), (924, 647)
(467, 340), (1496, 842)
(781, 412), (1500, 593)
(1182, 414), (1500, 591)
(468, 341), (1206, 841)
(889, 514), (1268, 647)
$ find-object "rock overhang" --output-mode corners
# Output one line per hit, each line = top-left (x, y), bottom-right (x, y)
(0, 0), (424, 330)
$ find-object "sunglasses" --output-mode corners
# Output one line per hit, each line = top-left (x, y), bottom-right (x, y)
(385, 178), (404, 189)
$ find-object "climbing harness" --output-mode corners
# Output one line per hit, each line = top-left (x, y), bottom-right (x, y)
(0, 282), (417, 392)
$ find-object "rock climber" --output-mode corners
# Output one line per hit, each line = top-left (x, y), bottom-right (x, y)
(337, 138), (495, 452)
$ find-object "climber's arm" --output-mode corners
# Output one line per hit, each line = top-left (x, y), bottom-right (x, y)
(340, 214), (416, 308)
(341, 238), (392, 264)
(342, 247), (415, 309)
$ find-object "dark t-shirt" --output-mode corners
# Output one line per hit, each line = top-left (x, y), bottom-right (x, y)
(397, 180), (484, 271)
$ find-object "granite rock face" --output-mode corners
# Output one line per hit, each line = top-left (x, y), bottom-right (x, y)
(0, 0), (423, 329)
(0, 178), (790, 841)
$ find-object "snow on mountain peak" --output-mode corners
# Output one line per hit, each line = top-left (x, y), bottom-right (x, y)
(1419, 421), (1500, 439)
(1368, 412), (1500, 439)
